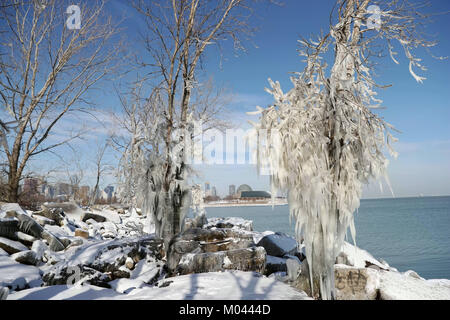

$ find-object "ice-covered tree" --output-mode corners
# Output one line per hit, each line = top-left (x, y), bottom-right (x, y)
(251, 0), (445, 299)
(118, 0), (266, 248)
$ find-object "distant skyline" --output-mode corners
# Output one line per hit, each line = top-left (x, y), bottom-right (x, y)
(21, 0), (450, 200)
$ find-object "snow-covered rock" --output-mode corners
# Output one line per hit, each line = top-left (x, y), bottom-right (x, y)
(0, 236), (29, 254)
(378, 270), (450, 300)
(203, 217), (253, 231)
(10, 250), (38, 266)
(256, 232), (298, 257)
(0, 255), (42, 290)
(176, 247), (266, 275)
(42, 236), (164, 287)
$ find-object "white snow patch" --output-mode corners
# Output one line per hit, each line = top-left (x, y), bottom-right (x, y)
(379, 270), (450, 300)
(0, 255), (42, 290)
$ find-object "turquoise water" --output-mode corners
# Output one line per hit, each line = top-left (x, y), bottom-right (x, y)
(205, 196), (450, 280)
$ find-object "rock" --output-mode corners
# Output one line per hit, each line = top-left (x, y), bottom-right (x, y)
(334, 266), (380, 300)
(0, 287), (8, 300)
(7, 210), (65, 251)
(0, 255), (42, 290)
(176, 247), (266, 275)
(265, 255), (288, 276)
(0, 236), (29, 254)
(75, 229), (89, 239)
(11, 250), (38, 266)
(378, 270), (450, 300)
(42, 236), (164, 287)
(204, 217), (253, 231)
(33, 208), (64, 226)
(0, 219), (19, 240)
(167, 227), (256, 274)
(31, 240), (48, 262)
(32, 215), (55, 226)
(256, 232), (298, 257)
(16, 232), (37, 247)
(125, 257), (134, 270)
(184, 214), (208, 230)
(82, 212), (106, 223)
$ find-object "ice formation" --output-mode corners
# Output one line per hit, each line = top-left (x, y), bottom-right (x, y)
(249, 1), (434, 299)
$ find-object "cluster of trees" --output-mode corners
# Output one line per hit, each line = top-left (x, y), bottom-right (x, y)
(0, 0), (443, 299)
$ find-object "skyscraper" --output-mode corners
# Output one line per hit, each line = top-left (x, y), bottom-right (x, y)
(229, 184), (236, 196)
(205, 182), (211, 196)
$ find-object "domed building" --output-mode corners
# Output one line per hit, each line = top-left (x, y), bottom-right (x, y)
(236, 184), (252, 197)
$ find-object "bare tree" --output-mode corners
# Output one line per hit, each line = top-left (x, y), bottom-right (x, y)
(0, 0), (120, 202)
(90, 140), (110, 206)
(252, 0), (445, 299)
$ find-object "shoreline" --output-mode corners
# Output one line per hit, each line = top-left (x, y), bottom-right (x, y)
(204, 201), (288, 208)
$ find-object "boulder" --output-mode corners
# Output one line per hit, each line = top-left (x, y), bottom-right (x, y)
(42, 236), (164, 287)
(0, 219), (19, 240)
(7, 210), (65, 252)
(0, 255), (42, 290)
(256, 232), (298, 257)
(203, 217), (253, 231)
(75, 229), (89, 239)
(334, 266), (380, 300)
(167, 227), (256, 274)
(32, 215), (55, 226)
(264, 255), (288, 276)
(10, 250), (38, 266)
(33, 208), (64, 226)
(0, 236), (29, 254)
(176, 247), (266, 275)
(82, 212), (106, 223)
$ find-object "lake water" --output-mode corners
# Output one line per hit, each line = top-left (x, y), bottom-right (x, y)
(205, 196), (450, 280)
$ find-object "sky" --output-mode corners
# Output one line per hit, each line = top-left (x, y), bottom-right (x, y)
(16, 0), (450, 199)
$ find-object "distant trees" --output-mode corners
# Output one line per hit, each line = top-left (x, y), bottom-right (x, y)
(0, 0), (120, 202)
(252, 0), (443, 299)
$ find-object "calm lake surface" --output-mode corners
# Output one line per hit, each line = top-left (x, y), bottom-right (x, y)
(205, 196), (450, 280)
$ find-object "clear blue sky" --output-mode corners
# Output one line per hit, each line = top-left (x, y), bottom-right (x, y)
(33, 0), (450, 199)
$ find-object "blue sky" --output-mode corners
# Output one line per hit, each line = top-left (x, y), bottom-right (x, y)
(189, 0), (450, 198)
(25, 0), (450, 199)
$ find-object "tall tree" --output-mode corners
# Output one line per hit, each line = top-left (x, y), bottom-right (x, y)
(0, 0), (120, 202)
(252, 0), (444, 299)
(122, 0), (263, 247)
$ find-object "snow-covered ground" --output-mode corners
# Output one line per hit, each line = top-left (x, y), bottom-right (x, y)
(1, 202), (450, 300)
(9, 271), (310, 300)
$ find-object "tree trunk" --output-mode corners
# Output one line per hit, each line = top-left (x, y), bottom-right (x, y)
(7, 168), (20, 203)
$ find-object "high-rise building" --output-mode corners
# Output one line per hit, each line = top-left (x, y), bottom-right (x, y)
(104, 185), (114, 202)
(229, 184), (236, 196)
(211, 186), (217, 197)
(204, 182), (211, 197)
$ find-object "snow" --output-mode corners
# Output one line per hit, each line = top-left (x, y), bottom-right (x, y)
(0, 236), (29, 253)
(339, 241), (387, 269)
(0, 255), (42, 290)
(1, 203), (28, 216)
(8, 271), (311, 300)
(378, 270), (450, 300)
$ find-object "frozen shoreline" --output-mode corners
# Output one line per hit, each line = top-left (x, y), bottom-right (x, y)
(204, 201), (288, 208)
(1, 202), (450, 300)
